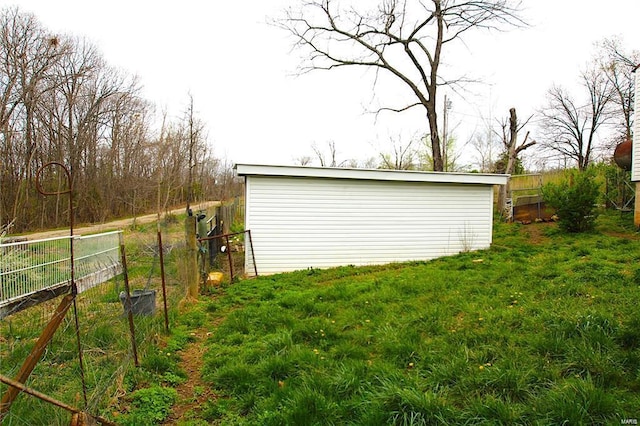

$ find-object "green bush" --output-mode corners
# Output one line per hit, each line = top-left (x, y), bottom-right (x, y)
(542, 169), (601, 232)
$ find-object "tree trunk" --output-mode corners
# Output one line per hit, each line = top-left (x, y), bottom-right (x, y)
(428, 110), (443, 171)
(498, 108), (519, 219)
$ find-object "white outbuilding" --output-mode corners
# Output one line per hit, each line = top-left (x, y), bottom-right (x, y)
(235, 164), (508, 275)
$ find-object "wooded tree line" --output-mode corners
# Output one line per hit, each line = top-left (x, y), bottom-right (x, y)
(1, 8), (239, 234)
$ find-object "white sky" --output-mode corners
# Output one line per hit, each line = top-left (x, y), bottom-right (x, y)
(3, 0), (639, 168)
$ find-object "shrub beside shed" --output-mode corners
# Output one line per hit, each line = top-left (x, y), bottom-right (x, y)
(235, 164), (508, 275)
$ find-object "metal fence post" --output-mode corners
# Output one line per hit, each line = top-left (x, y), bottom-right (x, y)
(119, 237), (139, 367)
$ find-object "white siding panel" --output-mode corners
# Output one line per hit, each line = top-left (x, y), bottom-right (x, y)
(245, 176), (494, 275)
(633, 70), (640, 181)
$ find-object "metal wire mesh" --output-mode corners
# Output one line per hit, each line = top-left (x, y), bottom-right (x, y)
(0, 232), (123, 319)
(74, 231), (123, 294)
(0, 237), (71, 309)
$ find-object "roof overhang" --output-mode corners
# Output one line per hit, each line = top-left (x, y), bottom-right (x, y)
(234, 164), (509, 186)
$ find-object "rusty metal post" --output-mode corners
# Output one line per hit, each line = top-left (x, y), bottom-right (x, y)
(71, 297), (88, 407)
(224, 235), (234, 282)
(247, 230), (258, 277)
(157, 231), (169, 333)
(119, 239), (139, 367)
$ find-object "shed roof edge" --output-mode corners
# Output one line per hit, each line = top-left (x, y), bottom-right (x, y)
(234, 163), (509, 185)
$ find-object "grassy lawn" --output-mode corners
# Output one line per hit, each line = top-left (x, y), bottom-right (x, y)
(192, 211), (640, 425)
(2, 211), (639, 425)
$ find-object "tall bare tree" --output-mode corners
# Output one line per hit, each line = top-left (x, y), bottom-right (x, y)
(497, 108), (534, 173)
(540, 67), (613, 171)
(279, 0), (525, 171)
(184, 95), (208, 211)
(496, 108), (535, 214)
(0, 8), (65, 227)
(595, 37), (639, 145)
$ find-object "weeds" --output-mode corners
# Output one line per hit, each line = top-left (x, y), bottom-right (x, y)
(117, 385), (177, 425)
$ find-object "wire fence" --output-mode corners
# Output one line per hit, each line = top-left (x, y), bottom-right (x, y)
(0, 236), (71, 307)
(74, 231), (122, 294)
(0, 202), (247, 424)
(0, 231), (122, 319)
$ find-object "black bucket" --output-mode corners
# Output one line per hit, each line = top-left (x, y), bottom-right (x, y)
(119, 289), (156, 316)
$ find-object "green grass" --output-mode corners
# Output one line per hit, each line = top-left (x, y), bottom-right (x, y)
(2, 209), (639, 425)
(196, 210), (640, 425)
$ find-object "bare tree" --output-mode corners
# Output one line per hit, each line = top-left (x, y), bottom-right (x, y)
(497, 108), (535, 174)
(155, 117), (185, 214)
(0, 7), (224, 233)
(207, 157), (241, 202)
(470, 126), (499, 172)
(595, 37), (639, 145)
(378, 135), (416, 170)
(48, 36), (139, 223)
(183, 94), (209, 211)
(539, 67), (613, 171)
(279, 0), (525, 171)
(0, 8), (65, 228)
(295, 155), (313, 166)
(312, 141), (344, 167)
(496, 108), (535, 214)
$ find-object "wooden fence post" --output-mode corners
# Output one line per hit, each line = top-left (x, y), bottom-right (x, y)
(184, 215), (199, 300)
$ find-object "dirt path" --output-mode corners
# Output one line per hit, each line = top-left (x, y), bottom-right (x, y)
(162, 329), (218, 424)
(19, 201), (220, 241)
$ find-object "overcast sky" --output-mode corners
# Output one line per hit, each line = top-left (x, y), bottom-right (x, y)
(3, 0), (639, 168)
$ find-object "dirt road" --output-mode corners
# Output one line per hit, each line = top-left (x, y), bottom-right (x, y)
(19, 201), (220, 241)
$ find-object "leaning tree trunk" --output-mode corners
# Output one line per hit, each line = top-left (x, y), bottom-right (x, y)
(498, 108), (535, 219)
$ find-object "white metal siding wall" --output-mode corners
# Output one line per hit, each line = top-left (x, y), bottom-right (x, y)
(245, 176), (494, 275)
(633, 70), (640, 181)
